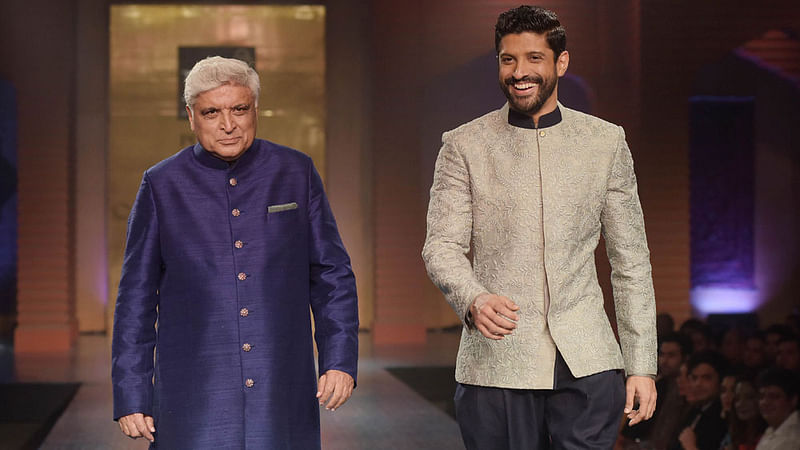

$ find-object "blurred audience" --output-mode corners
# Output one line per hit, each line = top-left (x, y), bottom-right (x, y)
(672, 350), (729, 450)
(742, 332), (767, 374)
(720, 328), (745, 368)
(754, 368), (799, 450)
(680, 319), (715, 353)
(616, 314), (800, 450)
(720, 371), (739, 420)
(775, 335), (800, 375)
(763, 324), (792, 365)
(658, 313), (676, 341)
(721, 376), (766, 450)
(620, 332), (692, 449)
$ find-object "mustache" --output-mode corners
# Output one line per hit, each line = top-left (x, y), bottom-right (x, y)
(504, 75), (543, 86)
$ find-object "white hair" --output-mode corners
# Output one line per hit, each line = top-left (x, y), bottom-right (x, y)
(183, 56), (260, 110)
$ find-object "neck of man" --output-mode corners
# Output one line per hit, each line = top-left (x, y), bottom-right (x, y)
(529, 90), (558, 128)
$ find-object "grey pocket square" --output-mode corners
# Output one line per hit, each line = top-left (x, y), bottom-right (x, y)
(267, 202), (298, 213)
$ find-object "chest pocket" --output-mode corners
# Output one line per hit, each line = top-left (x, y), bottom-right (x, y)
(267, 202), (299, 224)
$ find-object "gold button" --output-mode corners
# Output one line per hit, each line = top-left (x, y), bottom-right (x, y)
(245, 378), (254, 388)
(237, 272), (247, 281)
(232, 208), (241, 217)
(229, 177), (238, 187)
(240, 307), (249, 317)
(234, 240), (244, 249)
(539, 130), (546, 137)
(242, 343), (252, 352)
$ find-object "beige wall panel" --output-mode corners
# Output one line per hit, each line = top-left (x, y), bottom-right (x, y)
(108, 6), (327, 328)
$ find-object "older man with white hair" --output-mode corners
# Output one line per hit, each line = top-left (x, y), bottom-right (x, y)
(112, 56), (359, 449)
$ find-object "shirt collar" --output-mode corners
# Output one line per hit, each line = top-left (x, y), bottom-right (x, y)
(507, 104), (562, 129)
(192, 141), (256, 171)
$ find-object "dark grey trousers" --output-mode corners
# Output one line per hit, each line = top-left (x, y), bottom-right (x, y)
(454, 352), (625, 450)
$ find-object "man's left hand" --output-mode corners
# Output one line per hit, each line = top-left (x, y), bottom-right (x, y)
(317, 369), (354, 411)
(624, 375), (657, 426)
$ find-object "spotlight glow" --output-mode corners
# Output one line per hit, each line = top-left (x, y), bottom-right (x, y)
(690, 287), (761, 317)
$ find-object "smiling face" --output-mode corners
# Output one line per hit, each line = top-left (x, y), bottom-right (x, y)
(187, 83), (257, 161)
(497, 32), (568, 121)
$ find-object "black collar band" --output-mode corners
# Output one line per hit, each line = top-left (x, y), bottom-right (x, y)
(508, 105), (562, 129)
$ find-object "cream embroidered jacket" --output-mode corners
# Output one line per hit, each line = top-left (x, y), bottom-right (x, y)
(422, 103), (657, 389)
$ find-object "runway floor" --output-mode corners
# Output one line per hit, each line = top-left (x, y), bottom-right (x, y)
(3, 331), (464, 449)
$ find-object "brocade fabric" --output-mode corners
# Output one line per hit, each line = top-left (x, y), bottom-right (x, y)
(422, 103), (656, 389)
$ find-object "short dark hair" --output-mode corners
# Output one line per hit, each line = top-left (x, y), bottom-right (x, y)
(757, 367), (799, 399)
(495, 5), (566, 60)
(688, 350), (729, 379)
(660, 332), (693, 357)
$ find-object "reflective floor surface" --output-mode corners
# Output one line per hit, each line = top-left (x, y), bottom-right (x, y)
(2, 331), (464, 449)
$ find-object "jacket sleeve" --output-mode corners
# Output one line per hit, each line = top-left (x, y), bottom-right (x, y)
(601, 126), (657, 377)
(111, 172), (161, 420)
(306, 160), (359, 384)
(422, 136), (487, 325)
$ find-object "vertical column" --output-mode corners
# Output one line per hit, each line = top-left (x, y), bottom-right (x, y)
(6, 0), (79, 352)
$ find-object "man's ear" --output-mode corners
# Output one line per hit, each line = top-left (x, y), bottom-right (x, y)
(186, 106), (195, 131)
(557, 51), (570, 77)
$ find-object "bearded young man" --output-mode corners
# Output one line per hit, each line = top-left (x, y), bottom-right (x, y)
(422, 5), (657, 448)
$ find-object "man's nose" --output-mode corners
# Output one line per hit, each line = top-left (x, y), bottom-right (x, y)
(512, 61), (529, 80)
(220, 112), (236, 132)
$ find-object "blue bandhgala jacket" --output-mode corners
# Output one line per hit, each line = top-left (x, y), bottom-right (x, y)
(112, 139), (359, 449)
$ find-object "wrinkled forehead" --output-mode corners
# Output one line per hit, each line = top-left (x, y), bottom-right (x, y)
(194, 83), (255, 105)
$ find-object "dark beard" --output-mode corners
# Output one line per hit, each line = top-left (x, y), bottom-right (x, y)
(500, 74), (557, 116)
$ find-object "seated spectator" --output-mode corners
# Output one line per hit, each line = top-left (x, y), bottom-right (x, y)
(754, 368), (799, 450)
(720, 327), (745, 368)
(720, 371), (739, 420)
(775, 335), (799, 375)
(763, 324), (792, 365)
(620, 332), (692, 449)
(677, 361), (697, 405)
(721, 376), (766, 450)
(680, 319), (715, 353)
(741, 332), (767, 375)
(672, 350), (729, 450)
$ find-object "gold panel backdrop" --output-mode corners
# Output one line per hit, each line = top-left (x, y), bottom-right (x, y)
(108, 5), (326, 328)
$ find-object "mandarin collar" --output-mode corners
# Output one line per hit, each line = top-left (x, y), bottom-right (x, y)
(508, 104), (562, 129)
(192, 141), (256, 171)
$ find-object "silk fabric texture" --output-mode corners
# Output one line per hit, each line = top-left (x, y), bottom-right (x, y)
(112, 140), (359, 449)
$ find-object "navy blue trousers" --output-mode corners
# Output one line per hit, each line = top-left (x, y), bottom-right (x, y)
(454, 352), (625, 450)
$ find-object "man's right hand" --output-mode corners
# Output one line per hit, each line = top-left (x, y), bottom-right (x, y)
(118, 412), (155, 442)
(469, 293), (519, 340)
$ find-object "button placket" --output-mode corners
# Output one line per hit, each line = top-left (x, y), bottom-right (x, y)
(229, 172), (254, 390)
